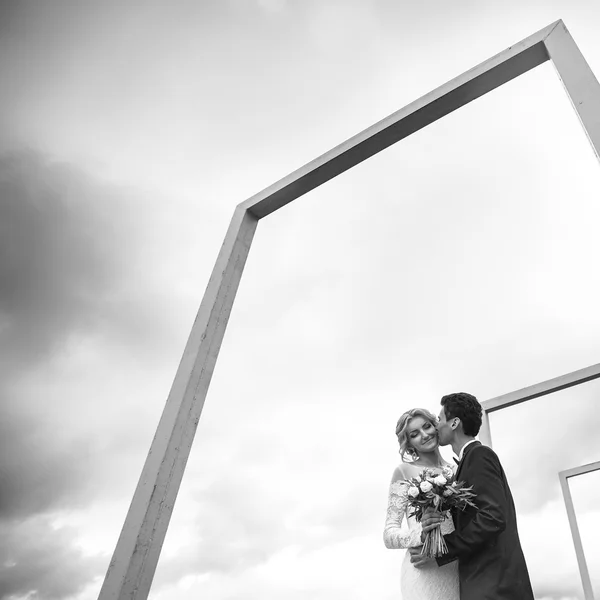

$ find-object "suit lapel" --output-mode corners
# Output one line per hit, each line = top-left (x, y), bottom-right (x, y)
(455, 440), (481, 481)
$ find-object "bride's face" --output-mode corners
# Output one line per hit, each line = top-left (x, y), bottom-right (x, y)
(407, 416), (439, 454)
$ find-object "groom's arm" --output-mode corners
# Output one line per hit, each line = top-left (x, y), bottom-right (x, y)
(435, 446), (507, 566)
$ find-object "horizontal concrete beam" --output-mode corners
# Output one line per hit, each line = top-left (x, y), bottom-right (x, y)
(482, 362), (600, 413)
(239, 21), (558, 219)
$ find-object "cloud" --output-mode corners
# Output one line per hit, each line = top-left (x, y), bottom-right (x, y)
(517, 499), (599, 599)
(0, 410), (93, 520)
(152, 534), (400, 600)
(0, 151), (173, 377)
(0, 515), (105, 600)
(487, 381), (600, 515)
(1, 154), (108, 367)
(0, 0), (22, 38)
(1, 3), (600, 600)
(147, 392), (407, 591)
(0, 151), (123, 517)
(0, 150), (178, 598)
(256, 0), (287, 14)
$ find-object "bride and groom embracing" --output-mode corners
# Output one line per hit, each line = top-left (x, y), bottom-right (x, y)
(383, 392), (534, 600)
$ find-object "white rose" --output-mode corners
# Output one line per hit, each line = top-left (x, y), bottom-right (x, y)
(442, 467), (454, 479)
(419, 481), (433, 493)
(433, 474), (447, 486)
(408, 486), (420, 498)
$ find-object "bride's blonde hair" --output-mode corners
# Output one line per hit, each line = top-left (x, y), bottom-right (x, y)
(395, 407), (438, 463)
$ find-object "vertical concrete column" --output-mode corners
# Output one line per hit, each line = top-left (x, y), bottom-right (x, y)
(544, 21), (600, 162)
(99, 207), (258, 600)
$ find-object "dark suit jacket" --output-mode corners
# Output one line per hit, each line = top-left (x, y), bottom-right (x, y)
(436, 441), (534, 600)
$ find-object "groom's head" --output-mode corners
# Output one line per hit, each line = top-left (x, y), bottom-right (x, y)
(436, 392), (482, 445)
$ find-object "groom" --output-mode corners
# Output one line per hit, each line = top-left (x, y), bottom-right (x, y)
(409, 392), (534, 600)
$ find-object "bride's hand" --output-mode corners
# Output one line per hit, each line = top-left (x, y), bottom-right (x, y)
(421, 508), (444, 535)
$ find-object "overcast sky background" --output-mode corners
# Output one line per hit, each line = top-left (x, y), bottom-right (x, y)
(1, 1), (600, 599)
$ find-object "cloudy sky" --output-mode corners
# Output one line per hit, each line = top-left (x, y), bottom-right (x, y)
(1, 1), (600, 599)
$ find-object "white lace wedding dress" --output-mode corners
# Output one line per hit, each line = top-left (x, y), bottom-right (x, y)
(383, 476), (459, 599)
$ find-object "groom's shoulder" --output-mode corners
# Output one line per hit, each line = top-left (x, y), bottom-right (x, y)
(469, 442), (503, 466)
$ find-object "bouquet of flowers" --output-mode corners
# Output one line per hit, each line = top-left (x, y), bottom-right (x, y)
(403, 466), (477, 558)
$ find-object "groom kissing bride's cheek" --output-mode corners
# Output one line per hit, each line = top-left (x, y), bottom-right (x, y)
(384, 392), (534, 600)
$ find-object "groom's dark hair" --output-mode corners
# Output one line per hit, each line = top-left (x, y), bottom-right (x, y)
(441, 392), (482, 436)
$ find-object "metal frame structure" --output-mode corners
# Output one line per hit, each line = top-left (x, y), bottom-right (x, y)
(479, 362), (600, 446)
(480, 365), (600, 597)
(99, 20), (600, 600)
(559, 461), (600, 600)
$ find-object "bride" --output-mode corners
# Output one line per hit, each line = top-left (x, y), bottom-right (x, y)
(383, 408), (459, 599)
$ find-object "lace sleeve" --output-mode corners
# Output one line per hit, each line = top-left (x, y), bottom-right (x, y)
(383, 480), (423, 549)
